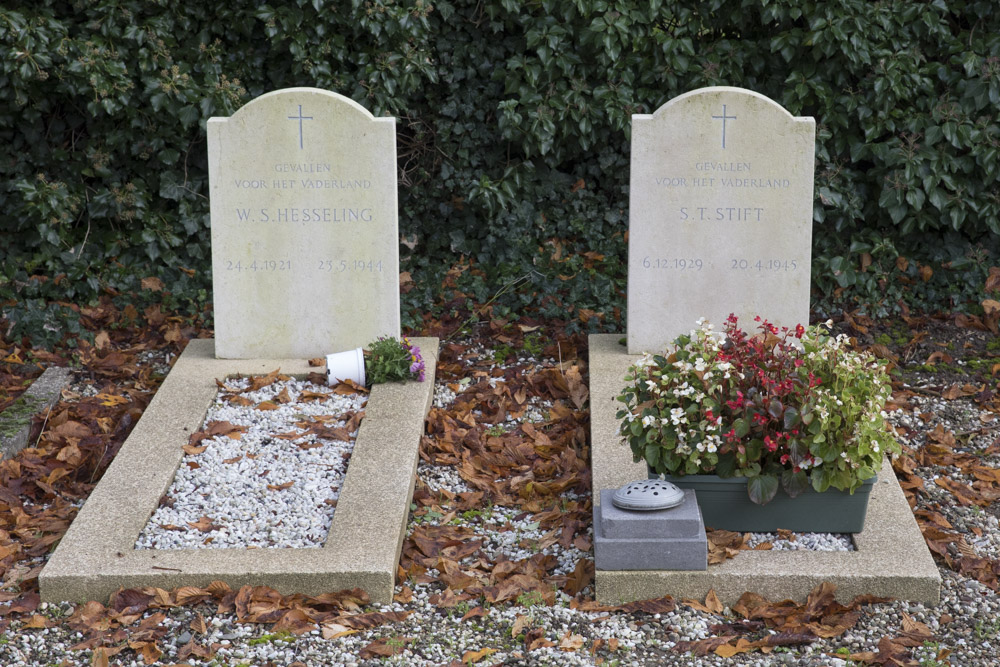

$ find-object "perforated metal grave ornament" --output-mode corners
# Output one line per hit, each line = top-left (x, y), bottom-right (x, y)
(611, 479), (686, 511)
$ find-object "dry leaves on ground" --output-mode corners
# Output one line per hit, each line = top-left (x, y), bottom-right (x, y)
(674, 583), (890, 658)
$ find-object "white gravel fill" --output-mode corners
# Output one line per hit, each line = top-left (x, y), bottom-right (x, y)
(136, 377), (366, 550)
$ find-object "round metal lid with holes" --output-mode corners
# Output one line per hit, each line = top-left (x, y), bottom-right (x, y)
(611, 479), (685, 511)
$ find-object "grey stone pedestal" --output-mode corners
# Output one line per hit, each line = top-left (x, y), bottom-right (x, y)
(594, 489), (707, 571)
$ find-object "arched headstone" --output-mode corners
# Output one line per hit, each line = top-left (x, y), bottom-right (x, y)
(627, 86), (815, 353)
(208, 87), (400, 358)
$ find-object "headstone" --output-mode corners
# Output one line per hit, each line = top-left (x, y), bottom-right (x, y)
(208, 87), (400, 359)
(627, 86), (815, 353)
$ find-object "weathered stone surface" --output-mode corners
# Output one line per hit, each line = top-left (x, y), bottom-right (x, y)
(627, 86), (815, 353)
(208, 87), (399, 359)
(0, 366), (72, 460)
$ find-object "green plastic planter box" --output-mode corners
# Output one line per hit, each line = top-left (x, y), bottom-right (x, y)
(648, 470), (877, 533)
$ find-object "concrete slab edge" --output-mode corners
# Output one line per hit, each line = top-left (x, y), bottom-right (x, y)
(1, 366), (73, 460)
(588, 333), (941, 606)
(39, 337), (438, 604)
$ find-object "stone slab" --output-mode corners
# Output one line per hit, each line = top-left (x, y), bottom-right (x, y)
(594, 532), (707, 572)
(39, 337), (437, 604)
(627, 87), (815, 353)
(589, 333), (941, 605)
(1, 366), (72, 459)
(208, 87), (400, 359)
(595, 489), (707, 571)
(599, 489), (702, 539)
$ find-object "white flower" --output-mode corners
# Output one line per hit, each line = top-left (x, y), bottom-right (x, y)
(642, 415), (657, 428)
(706, 442), (717, 453)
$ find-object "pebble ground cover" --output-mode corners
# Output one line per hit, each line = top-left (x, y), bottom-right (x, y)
(0, 308), (999, 665)
(136, 375), (366, 551)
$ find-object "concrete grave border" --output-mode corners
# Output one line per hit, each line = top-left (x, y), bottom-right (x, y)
(40, 337), (437, 604)
(1, 366), (72, 460)
(589, 334), (941, 606)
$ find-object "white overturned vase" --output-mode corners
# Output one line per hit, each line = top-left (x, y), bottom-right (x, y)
(326, 348), (366, 386)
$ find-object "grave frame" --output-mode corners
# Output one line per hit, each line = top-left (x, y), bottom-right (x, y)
(589, 334), (941, 605)
(40, 338), (436, 604)
(596, 86), (940, 604)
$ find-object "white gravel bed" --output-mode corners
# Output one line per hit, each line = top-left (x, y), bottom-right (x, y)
(743, 531), (855, 551)
(136, 377), (365, 550)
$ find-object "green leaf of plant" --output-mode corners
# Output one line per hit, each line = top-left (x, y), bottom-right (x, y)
(809, 435), (839, 461)
(645, 443), (659, 468)
(781, 470), (810, 498)
(783, 406), (800, 430)
(715, 452), (737, 478)
(747, 474), (779, 506)
(788, 438), (808, 466)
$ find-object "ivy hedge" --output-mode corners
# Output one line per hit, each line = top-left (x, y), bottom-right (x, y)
(2, 0), (999, 340)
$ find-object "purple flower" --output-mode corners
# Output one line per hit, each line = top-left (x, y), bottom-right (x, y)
(404, 339), (426, 382)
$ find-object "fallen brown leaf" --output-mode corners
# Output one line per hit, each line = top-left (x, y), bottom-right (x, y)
(461, 647), (498, 663)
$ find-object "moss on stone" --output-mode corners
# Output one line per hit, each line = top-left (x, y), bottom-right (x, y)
(0, 393), (44, 439)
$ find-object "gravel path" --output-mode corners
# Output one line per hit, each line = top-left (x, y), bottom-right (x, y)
(1, 335), (997, 665)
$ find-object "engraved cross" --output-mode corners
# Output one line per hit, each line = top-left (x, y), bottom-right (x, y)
(711, 104), (736, 149)
(288, 104), (313, 150)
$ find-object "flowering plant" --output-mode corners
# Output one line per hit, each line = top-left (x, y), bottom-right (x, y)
(616, 315), (898, 505)
(365, 336), (425, 384)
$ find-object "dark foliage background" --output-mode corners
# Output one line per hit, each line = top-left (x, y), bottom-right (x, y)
(2, 0), (998, 343)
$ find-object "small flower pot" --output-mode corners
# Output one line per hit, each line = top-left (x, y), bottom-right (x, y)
(648, 468), (876, 533)
(326, 348), (366, 386)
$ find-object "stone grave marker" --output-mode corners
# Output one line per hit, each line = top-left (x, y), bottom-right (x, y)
(208, 87), (399, 358)
(627, 86), (815, 353)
